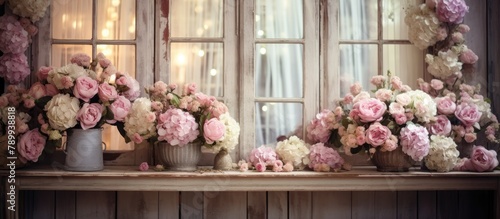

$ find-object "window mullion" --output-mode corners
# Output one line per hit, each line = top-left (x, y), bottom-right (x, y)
(92, 0), (97, 57)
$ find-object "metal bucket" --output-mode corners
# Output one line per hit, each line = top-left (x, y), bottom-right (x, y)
(65, 128), (104, 171)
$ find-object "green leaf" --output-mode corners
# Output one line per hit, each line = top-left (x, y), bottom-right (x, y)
(116, 122), (131, 143)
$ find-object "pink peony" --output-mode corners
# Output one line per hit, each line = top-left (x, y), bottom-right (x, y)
(203, 118), (225, 144)
(0, 15), (29, 54)
(45, 84), (59, 96)
(116, 75), (140, 101)
(272, 160), (284, 172)
(70, 53), (92, 67)
(430, 79), (444, 90)
(28, 82), (47, 99)
(0, 53), (30, 84)
(139, 162), (149, 171)
(183, 83), (197, 95)
(435, 96), (457, 115)
(98, 83), (118, 102)
(459, 49), (478, 64)
(343, 93), (354, 104)
(249, 146), (279, 166)
(382, 135), (398, 152)
(428, 115), (451, 136)
(17, 129), (46, 162)
(394, 113), (407, 125)
(374, 89), (392, 102)
(370, 75), (385, 87)
(73, 76), (99, 102)
(306, 109), (335, 143)
(365, 122), (391, 146)
(436, 0), (469, 24)
(399, 123), (430, 161)
(308, 143), (344, 170)
(77, 103), (103, 130)
(353, 98), (387, 123)
(459, 146), (499, 172)
(255, 162), (266, 172)
(350, 82), (362, 96)
(109, 96), (131, 122)
(156, 108), (199, 146)
(390, 76), (403, 90)
(455, 102), (482, 127)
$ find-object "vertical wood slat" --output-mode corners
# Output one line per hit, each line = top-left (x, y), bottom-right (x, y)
(397, 191), (417, 219)
(352, 191), (374, 219)
(159, 191), (180, 219)
(267, 191), (288, 219)
(418, 191), (437, 219)
(248, 192), (267, 219)
(180, 191), (204, 219)
(374, 191), (397, 219)
(32, 190), (55, 219)
(204, 192), (246, 219)
(289, 191), (312, 219)
(117, 191), (159, 219)
(55, 191), (76, 219)
(487, 0), (500, 163)
(76, 191), (115, 219)
(312, 191), (351, 219)
(458, 190), (494, 219)
(436, 191), (459, 219)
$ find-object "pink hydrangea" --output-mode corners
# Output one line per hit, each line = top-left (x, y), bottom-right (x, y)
(156, 108), (199, 146)
(306, 109), (335, 143)
(308, 143), (344, 171)
(0, 53), (30, 84)
(436, 0), (469, 24)
(0, 15), (29, 54)
(400, 123), (430, 161)
(248, 146), (279, 166)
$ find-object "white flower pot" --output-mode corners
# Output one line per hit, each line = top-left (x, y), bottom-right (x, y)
(157, 141), (201, 171)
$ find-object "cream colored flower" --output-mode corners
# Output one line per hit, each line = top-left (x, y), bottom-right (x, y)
(424, 135), (459, 172)
(8, 0), (50, 22)
(209, 113), (240, 153)
(425, 50), (463, 79)
(44, 94), (80, 131)
(124, 97), (157, 141)
(405, 4), (441, 50)
(276, 136), (310, 170)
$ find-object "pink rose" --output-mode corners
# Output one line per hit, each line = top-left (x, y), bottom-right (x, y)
(255, 162), (266, 172)
(389, 102), (404, 115)
(375, 89), (392, 102)
(23, 98), (35, 108)
(109, 96), (131, 122)
(272, 160), (284, 172)
(451, 32), (464, 43)
(28, 82), (47, 99)
(73, 76), (98, 102)
(382, 135), (398, 152)
(395, 93), (411, 106)
(70, 53), (91, 67)
(183, 83), (197, 95)
(343, 93), (354, 104)
(370, 75), (385, 87)
(282, 162), (294, 172)
(203, 118), (226, 144)
(455, 103), (482, 127)
(239, 163), (249, 172)
(45, 84), (59, 96)
(430, 79), (444, 90)
(459, 49), (478, 64)
(37, 66), (52, 81)
(428, 115), (452, 136)
(353, 98), (386, 123)
(461, 146), (499, 172)
(350, 82), (362, 96)
(139, 162), (149, 171)
(77, 103), (103, 130)
(98, 83), (118, 102)
(61, 76), (74, 89)
(133, 133), (144, 144)
(436, 0), (469, 24)
(0, 95), (8, 108)
(394, 113), (407, 125)
(365, 122), (391, 146)
(436, 96), (457, 115)
(118, 75), (140, 101)
(99, 59), (112, 68)
(17, 129), (46, 162)
(436, 26), (448, 41)
(464, 133), (477, 143)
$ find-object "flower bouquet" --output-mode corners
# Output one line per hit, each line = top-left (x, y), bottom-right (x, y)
(124, 81), (239, 170)
(307, 72), (440, 171)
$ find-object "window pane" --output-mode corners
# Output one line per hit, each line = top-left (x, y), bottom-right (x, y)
(255, 102), (303, 146)
(255, 0), (303, 39)
(383, 0), (421, 40)
(52, 0), (92, 39)
(255, 44), (303, 98)
(97, 45), (136, 78)
(51, 44), (92, 67)
(340, 0), (377, 40)
(339, 44), (378, 97)
(97, 0), (136, 40)
(383, 45), (423, 89)
(170, 43), (224, 97)
(170, 0), (223, 38)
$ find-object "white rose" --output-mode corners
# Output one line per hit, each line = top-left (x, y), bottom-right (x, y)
(44, 94), (80, 130)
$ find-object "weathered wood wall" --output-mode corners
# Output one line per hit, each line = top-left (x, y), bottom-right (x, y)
(21, 190), (495, 219)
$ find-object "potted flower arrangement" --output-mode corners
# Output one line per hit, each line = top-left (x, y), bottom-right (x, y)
(405, 0), (499, 171)
(123, 81), (240, 171)
(29, 53), (140, 171)
(307, 72), (439, 172)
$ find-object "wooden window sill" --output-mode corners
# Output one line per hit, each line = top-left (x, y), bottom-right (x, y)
(5, 166), (500, 192)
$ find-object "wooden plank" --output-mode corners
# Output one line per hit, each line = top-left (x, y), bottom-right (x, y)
(55, 191), (76, 219)
(159, 191), (180, 219)
(267, 191), (288, 219)
(374, 191), (397, 219)
(248, 192), (267, 219)
(33, 190), (55, 219)
(418, 191), (436, 219)
(352, 191), (374, 219)
(312, 191), (351, 219)
(397, 191), (417, 219)
(436, 191), (459, 219)
(487, 0), (500, 163)
(117, 191), (159, 219)
(180, 191), (204, 219)
(458, 190), (494, 219)
(204, 192), (246, 219)
(289, 191), (312, 219)
(76, 191), (115, 219)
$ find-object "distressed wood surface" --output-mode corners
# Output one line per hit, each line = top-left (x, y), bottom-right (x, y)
(180, 192), (203, 219)
(312, 191), (351, 219)
(289, 191), (312, 219)
(248, 192), (267, 219)
(55, 191), (76, 219)
(76, 191), (115, 219)
(352, 191), (374, 219)
(397, 191), (417, 219)
(117, 191), (159, 219)
(436, 191), (459, 219)
(159, 191), (180, 219)
(417, 191), (436, 219)
(374, 191), (397, 219)
(32, 191), (55, 219)
(204, 192), (246, 219)
(267, 191), (288, 219)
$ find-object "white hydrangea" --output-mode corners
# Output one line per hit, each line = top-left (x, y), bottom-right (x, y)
(124, 97), (156, 141)
(408, 90), (437, 123)
(405, 4), (441, 50)
(424, 135), (459, 172)
(209, 113), (240, 153)
(275, 136), (310, 170)
(425, 50), (463, 79)
(47, 64), (88, 89)
(8, 0), (50, 22)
